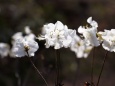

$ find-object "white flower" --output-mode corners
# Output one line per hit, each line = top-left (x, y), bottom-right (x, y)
(12, 38), (39, 57)
(100, 29), (115, 52)
(0, 43), (10, 57)
(70, 35), (93, 58)
(11, 26), (36, 57)
(38, 21), (75, 49)
(78, 17), (100, 47)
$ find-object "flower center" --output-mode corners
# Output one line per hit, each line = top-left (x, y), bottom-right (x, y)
(24, 45), (30, 52)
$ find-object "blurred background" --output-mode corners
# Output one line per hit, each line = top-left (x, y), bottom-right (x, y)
(0, 0), (115, 86)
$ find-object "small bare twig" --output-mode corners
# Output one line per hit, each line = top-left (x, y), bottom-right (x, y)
(26, 51), (48, 86)
(91, 47), (95, 85)
(96, 51), (108, 86)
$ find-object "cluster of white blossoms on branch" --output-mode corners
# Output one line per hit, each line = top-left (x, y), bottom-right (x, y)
(0, 17), (115, 58)
(10, 26), (39, 57)
(78, 17), (100, 47)
(11, 38), (38, 57)
(38, 19), (95, 58)
(70, 35), (93, 58)
(38, 21), (76, 49)
(97, 29), (115, 52)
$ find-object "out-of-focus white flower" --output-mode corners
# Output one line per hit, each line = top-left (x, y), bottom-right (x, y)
(24, 26), (32, 34)
(11, 38), (39, 57)
(70, 35), (93, 58)
(38, 21), (75, 49)
(0, 43), (10, 57)
(78, 17), (100, 47)
(11, 26), (36, 57)
(100, 29), (115, 52)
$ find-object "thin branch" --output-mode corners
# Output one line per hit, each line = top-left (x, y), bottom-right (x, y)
(91, 47), (95, 85)
(96, 51), (108, 86)
(55, 50), (58, 86)
(26, 51), (48, 86)
(55, 50), (63, 86)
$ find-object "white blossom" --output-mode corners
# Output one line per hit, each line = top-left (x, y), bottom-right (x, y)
(70, 35), (93, 58)
(11, 26), (36, 57)
(38, 21), (75, 49)
(0, 43), (10, 57)
(99, 29), (115, 52)
(11, 38), (39, 57)
(78, 17), (100, 47)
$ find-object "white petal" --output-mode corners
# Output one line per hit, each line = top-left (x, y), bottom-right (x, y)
(28, 40), (39, 53)
(25, 26), (32, 34)
(78, 26), (85, 34)
(102, 40), (111, 52)
(55, 21), (64, 30)
(13, 47), (26, 57)
(87, 17), (92, 24)
(12, 32), (23, 40)
(54, 42), (61, 49)
(63, 36), (72, 48)
(25, 33), (35, 41)
(87, 17), (98, 27)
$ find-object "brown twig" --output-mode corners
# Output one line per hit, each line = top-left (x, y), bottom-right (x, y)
(91, 47), (95, 85)
(26, 51), (48, 86)
(96, 51), (108, 86)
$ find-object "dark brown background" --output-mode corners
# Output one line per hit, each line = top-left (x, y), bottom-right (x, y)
(0, 0), (115, 86)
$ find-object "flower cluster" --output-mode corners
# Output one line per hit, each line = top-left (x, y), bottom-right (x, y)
(11, 26), (38, 57)
(11, 38), (38, 57)
(38, 19), (95, 58)
(78, 17), (100, 47)
(38, 21), (76, 49)
(97, 29), (115, 52)
(1, 17), (114, 58)
(70, 35), (93, 58)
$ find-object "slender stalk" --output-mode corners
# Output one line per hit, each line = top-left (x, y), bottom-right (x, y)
(55, 50), (59, 86)
(91, 47), (95, 85)
(58, 50), (61, 84)
(55, 50), (62, 86)
(96, 51), (108, 86)
(26, 51), (48, 86)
